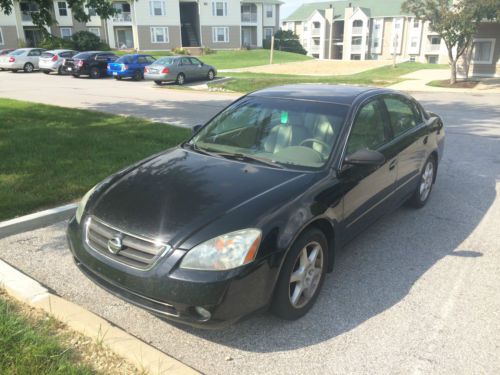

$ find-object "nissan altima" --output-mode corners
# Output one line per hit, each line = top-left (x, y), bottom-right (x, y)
(67, 85), (445, 327)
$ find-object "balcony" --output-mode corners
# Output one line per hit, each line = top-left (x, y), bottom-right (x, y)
(352, 26), (363, 35)
(309, 44), (320, 53)
(241, 12), (257, 23)
(113, 12), (132, 22)
(311, 28), (321, 36)
(427, 43), (440, 53)
(351, 44), (363, 53)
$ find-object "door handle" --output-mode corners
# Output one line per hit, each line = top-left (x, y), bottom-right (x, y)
(389, 159), (398, 170)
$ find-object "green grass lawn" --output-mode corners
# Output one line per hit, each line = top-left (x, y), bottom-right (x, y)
(114, 49), (311, 69)
(0, 99), (190, 221)
(211, 62), (449, 93)
(0, 294), (95, 374)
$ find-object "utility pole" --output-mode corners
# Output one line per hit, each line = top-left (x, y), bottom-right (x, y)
(270, 35), (275, 64)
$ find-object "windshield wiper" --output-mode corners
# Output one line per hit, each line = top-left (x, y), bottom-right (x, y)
(215, 152), (285, 169)
(185, 143), (223, 158)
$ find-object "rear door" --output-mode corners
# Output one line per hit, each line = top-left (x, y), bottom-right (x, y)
(341, 97), (398, 240)
(381, 95), (429, 200)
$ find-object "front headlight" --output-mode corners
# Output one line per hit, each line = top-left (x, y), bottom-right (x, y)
(75, 185), (98, 224)
(180, 229), (262, 271)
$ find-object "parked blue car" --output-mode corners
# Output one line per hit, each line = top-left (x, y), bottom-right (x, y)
(107, 54), (156, 81)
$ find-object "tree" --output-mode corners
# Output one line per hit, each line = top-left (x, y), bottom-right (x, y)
(402, 0), (499, 84)
(264, 30), (307, 55)
(0, 0), (115, 30)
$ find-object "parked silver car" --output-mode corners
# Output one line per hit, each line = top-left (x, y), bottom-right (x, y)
(144, 56), (217, 85)
(39, 49), (78, 75)
(0, 48), (45, 72)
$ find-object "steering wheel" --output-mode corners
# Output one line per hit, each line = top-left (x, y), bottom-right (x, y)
(299, 138), (330, 151)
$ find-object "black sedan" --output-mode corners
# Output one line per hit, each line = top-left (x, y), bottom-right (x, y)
(67, 85), (445, 327)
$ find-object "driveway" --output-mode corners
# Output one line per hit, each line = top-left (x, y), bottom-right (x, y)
(1, 92), (499, 374)
(0, 71), (238, 127)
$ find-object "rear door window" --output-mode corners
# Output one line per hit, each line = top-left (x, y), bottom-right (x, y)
(383, 96), (421, 137)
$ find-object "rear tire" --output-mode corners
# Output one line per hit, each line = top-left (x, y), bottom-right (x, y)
(176, 73), (185, 85)
(154, 80), (163, 86)
(114, 76), (122, 80)
(133, 70), (142, 81)
(408, 155), (436, 208)
(12, 69), (18, 73)
(271, 228), (327, 320)
(72, 74), (80, 78)
(42, 70), (50, 74)
(89, 67), (100, 79)
(24, 63), (34, 73)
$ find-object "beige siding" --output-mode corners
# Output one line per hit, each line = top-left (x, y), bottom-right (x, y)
(0, 26), (19, 48)
(469, 23), (499, 77)
(200, 26), (240, 48)
(137, 25), (181, 50)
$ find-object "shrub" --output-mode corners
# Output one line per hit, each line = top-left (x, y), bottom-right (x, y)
(72, 31), (109, 51)
(263, 30), (307, 55)
(39, 35), (74, 50)
(172, 47), (189, 55)
(202, 47), (216, 55)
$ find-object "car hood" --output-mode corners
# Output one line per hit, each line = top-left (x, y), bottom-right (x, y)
(89, 147), (308, 247)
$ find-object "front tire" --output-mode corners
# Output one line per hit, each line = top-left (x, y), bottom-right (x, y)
(72, 74), (80, 78)
(271, 228), (327, 320)
(176, 73), (185, 85)
(409, 156), (436, 208)
(24, 63), (34, 73)
(207, 69), (215, 81)
(42, 70), (50, 74)
(57, 66), (63, 75)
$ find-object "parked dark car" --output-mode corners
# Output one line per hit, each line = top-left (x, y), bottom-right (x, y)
(62, 51), (118, 78)
(67, 85), (445, 328)
(144, 56), (216, 85)
(107, 54), (156, 81)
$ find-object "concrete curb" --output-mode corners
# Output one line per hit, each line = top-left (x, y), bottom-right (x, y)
(0, 259), (199, 375)
(0, 203), (77, 239)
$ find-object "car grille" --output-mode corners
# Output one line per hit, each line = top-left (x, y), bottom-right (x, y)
(85, 217), (170, 270)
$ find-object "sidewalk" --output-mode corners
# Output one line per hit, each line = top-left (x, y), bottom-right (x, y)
(389, 69), (500, 93)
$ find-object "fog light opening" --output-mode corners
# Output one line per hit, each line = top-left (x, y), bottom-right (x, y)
(194, 306), (211, 321)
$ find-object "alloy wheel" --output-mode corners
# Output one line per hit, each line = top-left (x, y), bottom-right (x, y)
(419, 160), (434, 202)
(288, 241), (324, 309)
(177, 73), (185, 85)
(208, 70), (214, 80)
(24, 63), (34, 73)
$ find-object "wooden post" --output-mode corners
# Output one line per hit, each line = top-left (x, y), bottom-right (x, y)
(270, 36), (275, 65)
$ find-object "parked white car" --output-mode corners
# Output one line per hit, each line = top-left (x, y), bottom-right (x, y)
(0, 48), (46, 72)
(39, 49), (78, 75)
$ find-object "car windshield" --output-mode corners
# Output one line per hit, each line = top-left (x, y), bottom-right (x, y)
(156, 57), (175, 65)
(116, 56), (133, 64)
(189, 96), (348, 170)
(10, 50), (27, 56)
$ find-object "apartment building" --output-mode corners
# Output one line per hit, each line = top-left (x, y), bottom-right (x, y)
(0, 0), (282, 51)
(282, 0), (499, 77)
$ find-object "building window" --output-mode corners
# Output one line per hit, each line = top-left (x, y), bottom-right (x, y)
(427, 55), (438, 64)
(58, 2), (68, 16)
(351, 54), (361, 60)
(413, 19), (419, 28)
(353, 20), (363, 27)
(150, 27), (169, 43)
(0, 28), (3, 45)
(410, 37), (418, 48)
(60, 27), (72, 40)
(264, 27), (273, 40)
(87, 7), (96, 16)
(351, 36), (362, 45)
(313, 21), (320, 29)
(409, 56), (416, 62)
(212, 1), (227, 17)
(212, 27), (229, 43)
(265, 5), (273, 18)
(373, 37), (380, 48)
(87, 27), (100, 37)
(430, 36), (441, 45)
(150, 1), (165, 16)
(471, 38), (495, 64)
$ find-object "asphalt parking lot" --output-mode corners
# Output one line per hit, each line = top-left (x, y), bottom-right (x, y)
(1, 73), (499, 373)
(0, 71), (237, 126)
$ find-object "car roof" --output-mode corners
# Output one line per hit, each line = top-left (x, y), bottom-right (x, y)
(249, 84), (392, 106)
(46, 49), (75, 53)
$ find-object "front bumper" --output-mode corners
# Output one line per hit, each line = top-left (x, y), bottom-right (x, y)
(66, 216), (273, 328)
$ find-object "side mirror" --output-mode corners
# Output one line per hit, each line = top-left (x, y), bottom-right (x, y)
(344, 149), (385, 167)
(192, 124), (203, 134)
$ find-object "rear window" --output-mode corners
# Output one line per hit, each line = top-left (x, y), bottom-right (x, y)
(73, 52), (92, 60)
(10, 50), (27, 56)
(116, 56), (133, 64)
(156, 57), (175, 65)
(41, 52), (54, 58)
